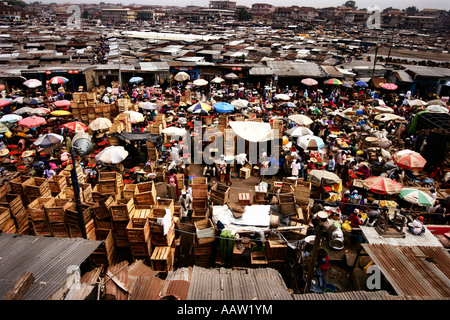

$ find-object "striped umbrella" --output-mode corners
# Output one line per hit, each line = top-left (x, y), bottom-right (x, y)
(24, 97), (44, 105)
(363, 176), (402, 195)
(381, 83), (398, 90)
(392, 150), (426, 170)
(399, 188), (435, 207)
(13, 107), (35, 115)
(33, 133), (63, 149)
(297, 135), (325, 150)
(324, 78), (343, 86)
(53, 100), (71, 108)
(191, 102), (212, 112)
(49, 76), (69, 85)
(23, 79), (42, 88)
(62, 121), (88, 133)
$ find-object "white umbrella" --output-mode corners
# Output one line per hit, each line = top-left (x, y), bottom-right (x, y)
(162, 127), (187, 136)
(288, 114), (313, 126)
(425, 105), (448, 113)
(308, 170), (341, 186)
(408, 99), (427, 106)
(426, 99), (445, 107)
(95, 146), (129, 164)
(230, 99), (249, 109)
(139, 102), (158, 110)
(88, 117), (112, 131)
(297, 135), (325, 150)
(274, 94), (290, 101)
(13, 107), (35, 115)
(23, 79), (42, 88)
(229, 121), (274, 143)
(285, 126), (313, 137)
(224, 73), (239, 80)
(33, 133), (63, 149)
(123, 111), (145, 123)
(174, 72), (190, 82)
(0, 114), (22, 123)
(211, 77), (225, 84)
(193, 79), (208, 86)
(374, 106), (395, 113)
(374, 113), (405, 122)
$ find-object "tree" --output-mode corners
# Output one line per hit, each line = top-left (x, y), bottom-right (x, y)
(237, 8), (252, 21)
(7, 0), (27, 7)
(405, 6), (419, 13)
(82, 10), (89, 19)
(343, 1), (357, 9)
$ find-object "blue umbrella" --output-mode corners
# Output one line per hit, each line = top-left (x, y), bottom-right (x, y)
(129, 77), (143, 84)
(213, 102), (234, 113)
(342, 82), (353, 89)
(280, 102), (296, 108)
(355, 80), (368, 87)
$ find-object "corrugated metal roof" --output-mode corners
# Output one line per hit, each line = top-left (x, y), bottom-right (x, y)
(404, 65), (450, 78)
(292, 290), (392, 300)
(185, 266), (293, 300)
(360, 225), (443, 247)
(394, 70), (414, 83)
(362, 244), (450, 299)
(0, 233), (102, 300)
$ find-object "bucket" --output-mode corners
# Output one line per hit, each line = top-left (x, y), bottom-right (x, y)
(323, 284), (335, 293)
(304, 235), (316, 251)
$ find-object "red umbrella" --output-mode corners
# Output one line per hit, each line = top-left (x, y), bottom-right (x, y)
(18, 116), (47, 128)
(392, 150), (426, 170)
(62, 121), (88, 133)
(53, 100), (71, 108)
(0, 98), (11, 108)
(381, 83), (398, 90)
(363, 176), (402, 195)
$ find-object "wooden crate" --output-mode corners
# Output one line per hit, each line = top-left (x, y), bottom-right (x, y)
(94, 216), (114, 230)
(123, 184), (137, 199)
(129, 238), (152, 258)
(11, 207), (28, 231)
(265, 239), (288, 261)
(239, 167), (251, 179)
(150, 222), (175, 246)
(192, 184), (208, 200)
(31, 220), (52, 236)
(110, 198), (134, 221)
(90, 196), (115, 220)
(50, 223), (69, 238)
(126, 220), (150, 243)
(153, 198), (174, 218)
(194, 219), (215, 245)
(113, 220), (130, 247)
(192, 199), (208, 210)
(150, 246), (174, 272)
(293, 181), (311, 208)
(0, 193), (24, 216)
(28, 197), (52, 222)
(131, 205), (152, 227)
(48, 175), (67, 194)
(0, 207), (13, 233)
(68, 219), (96, 240)
(25, 178), (50, 197)
(45, 198), (72, 224)
(251, 251), (268, 266)
(280, 177), (297, 193)
(134, 181), (157, 205)
(91, 229), (116, 266)
(209, 183), (230, 205)
(193, 242), (214, 267)
(192, 207), (209, 222)
(8, 175), (32, 196)
(238, 193), (251, 206)
(65, 203), (92, 227)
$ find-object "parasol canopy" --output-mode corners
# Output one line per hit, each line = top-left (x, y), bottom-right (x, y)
(374, 113), (405, 122)
(285, 126), (313, 137)
(280, 102), (296, 108)
(139, 102), (158, 110)
(426, 99), (445, 107)
(308, 170), (342, 186)
(355, 80), (368, 87)
(88, 117), (112, 131)
(174, 72), (190, 82)
(123, 111), (145, 123)
(224, 73), (239, 80)
(31, 108), (51, 116)
(51, 110), (72, 117)
(230, 99), (249, 109)
(301, 78), (318, 86)
(288, 114), (313, 126)
(192, 102), (212, 112)
(362, 176), (402, 195)
(0, 98), (12, 108)
(49, 76), (69, 85)
(0, 122), (9, 133)
(23, 79), (42, 88)
(129, 77), (143, 84)
(213, 102), (234, 113)
(13, 97), (26, 104)
(297, 135), (325, 150)
(0, 114), (22, 123)
(392, 149), (426, 170)
(407, 99), (427, 106)
(33, 133), (63, 149)
(211, 77), (225, 84)
(229, 121), (274, 143)
(53, 100), (71, 108)
(62, 121), (88, 133)
(324, 78), (342, 86)
(13, 107), (35, 115)
(380, 83), (398, 90)
(24, 97), (44, 105)
(193, 79), (208, 86)
(399, 188), (435, 207)
(273, 93), (290, 101)
(425, 105), (448, 113)
(18, 116), (46, 128)
(95, 146), (129, 164)
(374, 106), (395, 113)
(162, 127), (188, 136)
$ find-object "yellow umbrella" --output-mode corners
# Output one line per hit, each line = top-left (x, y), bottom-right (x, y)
(51, 110), (72, 116)
(16, 132), (28, 138)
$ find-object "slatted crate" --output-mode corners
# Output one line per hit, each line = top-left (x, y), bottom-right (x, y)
(130, 238), (152, 258)
(44, 198), (72, 224)
(0, 193), (24, 217)
(0, 206), (13, 233)
(65, 203), (92, 227)
(90, 195), (115, 221)
(31, 220), (52, 236)
(193, 241), (214, 268)
(113, 220), (130, 247)
(134, 181), (157, 205)
(192, 207), (210, 222)
(48, 174), (67, 195)
(153, 198), (174, 218)
(110, 198), (134, 221)
(68, 218), (96, 240)
(194, 218), (215, 245)
(150, 222), (175, 247)
(126, 220), (150, 243)
(8, 175), (32, 196)
(50, 223), (69, 238)
(265, 239), (288, 261)
(94, 216), (114, 230)
(123, 184), (137, 199)
(191, 177), (208, 200)
(28, 197), (52, 222)
(209, 183), (230, 205)
(293, 180), (312, 209)
(131, 205), (152, 227)
(150, 246), (174, 272)
(91, 228), (116, 267)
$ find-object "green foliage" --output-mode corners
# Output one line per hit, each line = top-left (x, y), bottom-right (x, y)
(237, 8), (252, 21)
(343, 1), (357, 9)
(7, 0), (27, 8)
(405, 6), (419, 13)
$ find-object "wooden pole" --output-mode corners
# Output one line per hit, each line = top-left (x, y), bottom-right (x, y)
(3, 271), (34, 300)
(304, 222), (324, 293)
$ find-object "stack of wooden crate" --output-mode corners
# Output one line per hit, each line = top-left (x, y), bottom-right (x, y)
(28, 197), (53, 236)
(57, 183), (92, 203)
(150, 246), (175, 273)
(48, 175), (67, 196)
(109, 120), (125, 134)
(90, 228), (116, 267)
(93, 103), (112, 120)
(25, 177), (52, 204)
(193, 240), (214, 268)
(154, 114), (166, 130)
(0, 206), (16, 234)
(293, 180), (312, 224)
(146, 141), (159, 161)
(218, 114), (228, 132)
(70, 99), (88, 123)
(123, 184), (137, 200)
(209, 183), (230, 205)
(134, 181), (157, 206)
(44, 198), (72, 238)
(224, 128), (235, 157)
(90, 195), (115, 226)
(270, 119), (283, 139)
(98, 172), (124, 198)
(65, 202), (96, 240)
(278, 193), (297, 216)
(0, 193), (28, 234)
(191, 177), (209, 222)
(280, 177), (298, 194)
(115, 113), (132, 132)
(149, 199), (175, 247)
(127, 218), (152, 260)
(60, 163), (86, 186)
(117, 98), (133, 113)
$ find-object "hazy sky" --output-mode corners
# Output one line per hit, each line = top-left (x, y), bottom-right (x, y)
(30, 0), (450, 10)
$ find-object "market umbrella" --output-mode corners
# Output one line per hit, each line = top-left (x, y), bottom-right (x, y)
(288, 114), (313, 126)
(408, 99), (427, 107)
(174, 72), (190, 82)
(308, 169), (342, 186)
(229, 121), (274, 143)
(392, 149), (426, 170)
(0, 85), (5, 91)
(342, 82), (353, 89)
(49, 76), (69, 85)
(0, 98), (12, 108)
(362, 176), (402, 195)
(51, 110), (72, 117)
(123, 111), (145, 123)
(0, 122), (9, 133)
(62, 121), (88, 133)
(13, 107), (35, 115)
(374, 113), (404, 122)
(224, 73), (239, 80)
(273, 93), (291, 101)
(380, 83), (398, 90)
(139, 102), (158, 110)
(13, 97), (26, 104)
(211, 77), (225, 84)
(425, 105), (448, 113)
(324, 78), (342, 86)
(355, 80), (368, 87)
(297, 135), (325, 150)
(18, 116), (46, 128)
(95, 146), (129, 164)
(23, 79), (42, 88)
(33, 133), (63, 149)
(374, 106), (395, 113)
(230, 99), (249, 109)
(192, 102), (212, 112)
(24, 97), (44, 105)
(129, 77), (143, 84)
(213, 102), (234, 113)
(53, 100), (71, 108)
(162, 127), (188, 136)
(336, 113), (353, 122)
(31, 107), (51, 116)
(426, 99), (445, 107)
(286, 126), (313, 137)
(301, 78), (318, 86)
(193, 79), (208, 86)
(0, 114), (22, 123)
(88, 117), (112, 131)
(280, 102), (296, 108)
(399, 188), (435, 207)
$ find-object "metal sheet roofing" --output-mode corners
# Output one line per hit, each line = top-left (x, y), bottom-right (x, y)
(404, 65), (450, 78)
(362, 244), (450, 299)
(0, 233), (102, 300)
(360, 225), (443, 247)
(292, 290), (393, 300)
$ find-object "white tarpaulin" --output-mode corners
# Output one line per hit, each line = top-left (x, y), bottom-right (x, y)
(212, 205), (271, 235)
(229, 121), (274, 142)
